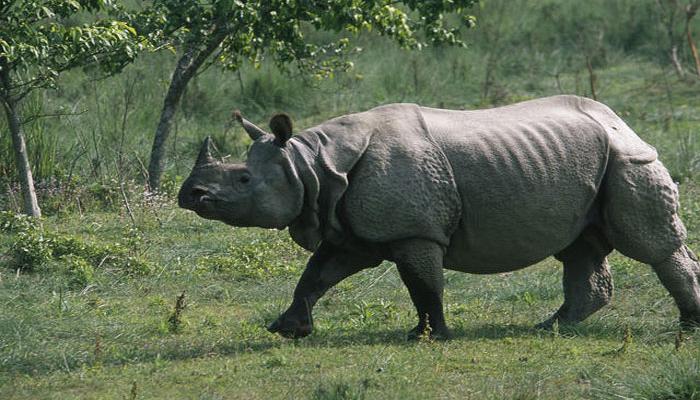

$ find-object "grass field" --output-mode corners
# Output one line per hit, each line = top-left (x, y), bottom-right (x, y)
(2, 48), (700, 400)
(0, 182), (699, 399)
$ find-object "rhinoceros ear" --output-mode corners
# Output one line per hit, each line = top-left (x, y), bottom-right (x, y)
(233, 109), (268, 141)
(196, 136), (215, 166)
(269, 113), (293, 147)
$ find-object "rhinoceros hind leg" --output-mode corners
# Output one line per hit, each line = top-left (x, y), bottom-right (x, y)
(538, 227), (613, 329)
(602, 159), (699, 326)
(651, 245), (700, 328)
(391, 239), (450, 340)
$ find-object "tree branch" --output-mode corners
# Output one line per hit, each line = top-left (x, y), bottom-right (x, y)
(7, 45), (133, 94)
(21, 109), (88, 125)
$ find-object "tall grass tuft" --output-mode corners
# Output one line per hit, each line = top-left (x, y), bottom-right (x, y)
(591, 351), (700, 399)
(311, 380), (370, 400)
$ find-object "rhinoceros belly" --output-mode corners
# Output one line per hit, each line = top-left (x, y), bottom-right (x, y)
(421, 97), (610, 273)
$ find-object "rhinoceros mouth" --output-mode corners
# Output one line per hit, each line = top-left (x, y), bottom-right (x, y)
(190, 188), (217, 203)
(190, 197), (223, 215)
(196, 195), (217, 204)
(179, 185), (223, 210)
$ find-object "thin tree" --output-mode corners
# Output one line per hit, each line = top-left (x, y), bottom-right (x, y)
(684, 1), (700, 77)
(0, 1), (143, 217)
(657, 0), (687, 77)
(656, 0), (700, 77)
(142, 0), (477, 191)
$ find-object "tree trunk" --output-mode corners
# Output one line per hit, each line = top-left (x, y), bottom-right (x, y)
(147, 33), (226, 191)
(686, 3), (700, 77)
(671, 45), (685, 76)
(1, 98), (41, 217)
(688, 29), (700, 77)
(585, 55), (598, 100)
(655, 0), (685, 76)
(1, 61), (41, 217)
(481, 53), (495, 102)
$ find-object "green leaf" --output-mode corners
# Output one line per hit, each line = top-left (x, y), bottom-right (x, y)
(41, 7), (55, 18)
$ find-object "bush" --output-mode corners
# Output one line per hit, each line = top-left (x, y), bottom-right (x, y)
(5, 222), (154, 278)
(196, 239), (299, 280)
(57, 254), (95, 289)
(0, 211), (39, 233)
(196, 254), (294, 280)
(51, 235), (106, 264)
(112, 255), (154, 276)
(47, 233), (152, 276)
(9, 229), (53, 272)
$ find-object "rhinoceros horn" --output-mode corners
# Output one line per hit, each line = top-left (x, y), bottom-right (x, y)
(233, 109), (267, 141)
(196, 136), (215, 166)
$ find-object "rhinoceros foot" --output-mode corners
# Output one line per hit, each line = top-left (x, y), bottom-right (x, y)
(406, 324), (451, 341)
(534, 318), (567, 331)
(267, 313), (313, 339)
(680, 315), (700, 330)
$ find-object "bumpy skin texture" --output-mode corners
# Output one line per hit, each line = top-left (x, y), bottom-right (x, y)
(652, 245), (700, 327)
(539, 226), (614, 328)
(285, 104), (460, 251)
(179, 95), (700, 339)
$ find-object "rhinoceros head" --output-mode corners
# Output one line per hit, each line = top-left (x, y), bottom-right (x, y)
(178, 112), (303, 229)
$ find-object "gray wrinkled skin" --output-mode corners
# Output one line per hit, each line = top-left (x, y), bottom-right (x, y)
(179, 95), (700, 339)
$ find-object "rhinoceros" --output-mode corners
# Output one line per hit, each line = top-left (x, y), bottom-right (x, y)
(178, 95), (700, 339)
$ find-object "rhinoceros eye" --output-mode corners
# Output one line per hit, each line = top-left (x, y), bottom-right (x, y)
(239, 175), (250, 184)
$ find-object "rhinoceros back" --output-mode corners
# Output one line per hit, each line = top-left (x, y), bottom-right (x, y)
(422, 95), (624, 272)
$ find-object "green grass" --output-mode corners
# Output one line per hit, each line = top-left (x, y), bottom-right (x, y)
(1, 178), (699, 399)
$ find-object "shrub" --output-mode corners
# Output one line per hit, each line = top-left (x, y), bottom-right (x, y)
(58, 254), (95, 289)
(85, 181), (120, 209)
(9, 229), (53, 272)
(50, 234), (129, 267)
(51, 235), (103, 264)
(112, 255), (154, 276)
(196, 241), (298, 280)
(45, 233), (152, 275)
(0, 211), (39, 233)
(6, 223), (153, 277)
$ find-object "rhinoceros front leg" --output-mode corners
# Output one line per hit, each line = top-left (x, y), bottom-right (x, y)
(390, 239), (450, 340)
(268, 242), (382, 338)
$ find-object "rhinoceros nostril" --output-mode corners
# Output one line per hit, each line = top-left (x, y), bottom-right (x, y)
(190, 187), (213, 203)
(191, 188), (208, 198)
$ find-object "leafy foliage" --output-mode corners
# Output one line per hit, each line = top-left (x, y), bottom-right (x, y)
(0, 0), (143, 97)
(57, 253), (95, 288)
(9, 227), (54, 271)
(0, 210), (40, 232)
(0, 1), (147, 217)
(196, 236), (303, 279)
(5, 214), (153, 276)
(139, 0), (479, 190)
(136, 0), (476, 78)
